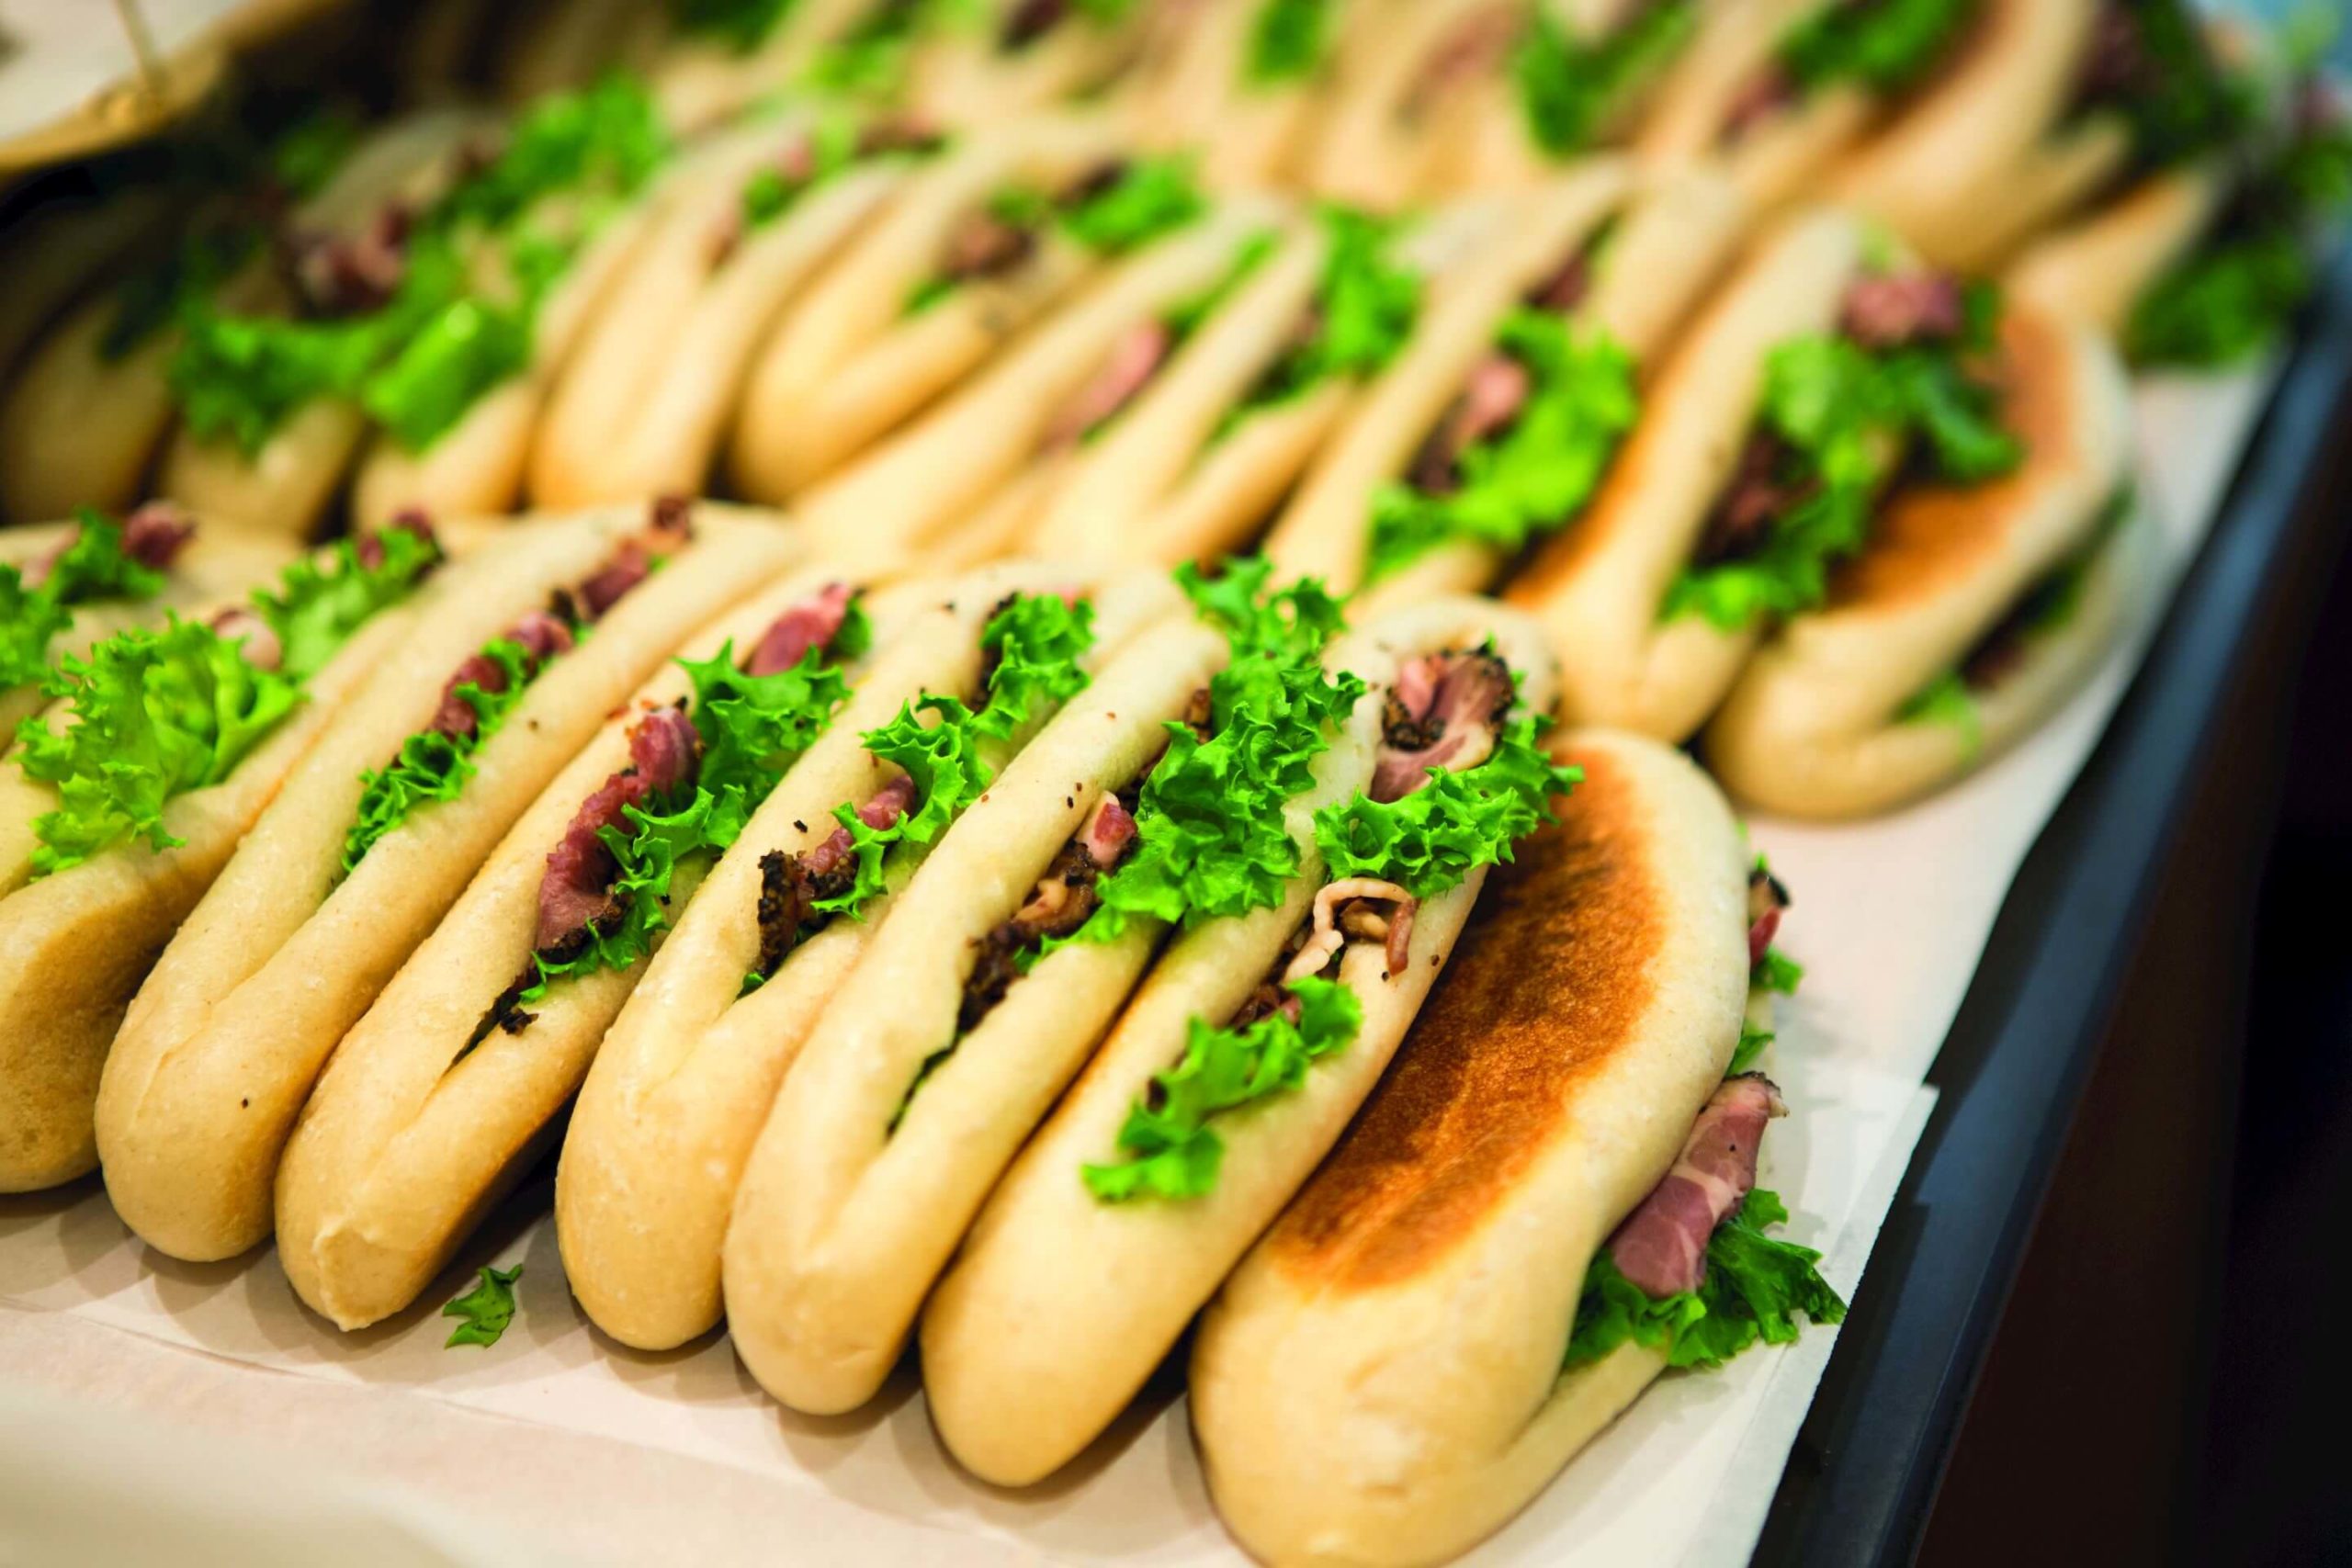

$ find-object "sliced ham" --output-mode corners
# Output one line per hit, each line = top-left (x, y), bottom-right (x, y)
(1371, 649), (1514, 802)
(121, 502), (197, 570)
(533, 705), (703, 955)
(1408, 356), (1532, 496)
(958, 790), (1142, 1032)
(1048, 321), (1174, 447)
(751, 774), (918, 978)
(1695, 433), (1808, 568)
(1838, 272), (1966, 349)
(576, 504), (692, 620)
(359, 510), (441, 569)
(1608, 1073), (1787, 1296)
(428, 610), (575, 739)
(745, 581), (854, 677)
(1747, 863), (1790, 969)
(209, 606), (284, 671)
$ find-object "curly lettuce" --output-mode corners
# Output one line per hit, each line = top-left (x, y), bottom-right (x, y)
(1314, 707), (1579, 900)
(1060, 155), (1208, 255)
(1247, 0), (1333, 84)
(16, 620), (303, 877)
(1563, 1189), (1847, 1371)
(1665, 284), (2018, 629)
(254, 525), (442, 682)
(340, 638), (537, 876)
(1222, 207), (1421, 434)
(814, 592), (1096, 920)
(1366, 310), (1637, 582)
(1516, 0), (1695, 158)
(1081, 974), (1360, 1201)
(1071, 560), (1363, 943)
(1, 510), (173, 690)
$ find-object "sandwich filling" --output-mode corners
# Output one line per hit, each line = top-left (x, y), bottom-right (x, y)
(906, 154), (1207, 316)
(1, 503), (195, 691)
(1080, 629), (1577, 1201)
(170, 78), (672, 457)
(1514, 0), (1698, 160)
(1213, 207), (1422, 443)
(485, 575), (876, 1034)
(1664, 266), (2020, 630)
(1722, 0), (1977, 148)
(337, 500), (696, 878)
(712, 116), (947, 266)
(15, 516), (444, 878)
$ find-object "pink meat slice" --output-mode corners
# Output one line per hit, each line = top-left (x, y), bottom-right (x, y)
(1370, 650), (1515, 803)
(1048, 321), (1174, 447)
(745, 581), (854, 677)
(533, 705), (703, 953)
(1607, 1073), (1788, 1297)
(429, 610), (575, 739)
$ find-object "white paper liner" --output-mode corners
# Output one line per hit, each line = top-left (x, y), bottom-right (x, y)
(0, 358), (2281, 1564)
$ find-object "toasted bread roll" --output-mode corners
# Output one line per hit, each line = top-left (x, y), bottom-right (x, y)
(1705, 306), (2137, 817)
(0, 111), (480, 526)
(795, 197), (1293, 573)
(94, 505), (797, 1260)
(727, 116), (1132, 501)
(557, 561), (1182, 1349)
(1262, 163), (1742, 606)
(0, 526), (450, 1192)
(530, 115), (932, 509)
(721, 606), (1237, 1412)
(274, 565), (891, 1327)
(154, 109), (501, 542)
(2006, 161), (2234, 342)
(922, 599), (1562, 1485)
(1829, 0), (2100, 266)
(1191, 729), (1751, 1568)
(1506, 208), (1867, 739)
(0, 509), (296, 735)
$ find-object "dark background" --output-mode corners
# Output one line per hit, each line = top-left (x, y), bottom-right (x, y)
(1916, 385), (2352, 1562)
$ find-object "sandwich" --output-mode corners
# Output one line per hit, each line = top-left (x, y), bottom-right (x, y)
(721, 558), (1457, 1413)
(1507, 209), (2033, 740)
(1298, 0), (1707, 210)
(274, 563), (899, 1328)
(727, 117), (1182, 500)
(1190, 730), (1844, 1567)
(1010, 199), (1495, 568)
(2007, 8), (2350, 369)
(1260, 161), (1742, 609)
(0, 108), (478, 526)
(1704, 310), (2137, 818)
(93, 502), (799, 1261)
(903, 0), (1161, 126)
(0, 518), (447, 1192)
(0, 181), (175, 398)
(921, 592), (1575, 1483)
(1, 504), (295, 735)
(1637, 0), (2091, 251)
(789, 183), (1300, 572)
(558, 561), (1184, 1350)
(529, 107), (945, 508)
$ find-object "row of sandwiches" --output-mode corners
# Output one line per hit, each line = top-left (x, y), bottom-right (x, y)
(3, 500), (1832, 1562)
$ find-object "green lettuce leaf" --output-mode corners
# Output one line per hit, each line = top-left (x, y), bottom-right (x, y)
(815, 592), (1096, 920)
(1894, 668), (1981, 748)
(1082, 974), (1361, 1200)
(673, 0), (794, 52)
(1516, 0), (1695, 157)
(1780, 0), (1973, 96)
(436, 76), (667, 235)
(0, 509), (172, 690)
(1223, 207), (1421, 434)
(1563, 1189), (1846, 1371)
(17, 618), (304, 877)
(1076, 560), (1363, 942)
(1366, 310), (1637, 582)
(1314, 707), (1580, 900)
(1248, 0), (1333, 83)
(254, 525), (442, 683)
(1754, 946), (1804, 996)
(442, 1263), (523, 1348)
(1728, 1025), (1774, 1076)
(1664, 287), (2018, 629)
(340, 637), (536, 876)
(2095, 0), (2256, 170)
(1060, 156), (1207, 255)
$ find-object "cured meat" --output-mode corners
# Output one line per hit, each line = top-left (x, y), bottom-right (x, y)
(1372, 649), (1514, 802)
(428, 610), (574, 739)
(745, 582), (854, 677)
(1747, 863), (1790, 969)
(751, 775), (918, 977)
(1284, 876), (1418, 985)
(120, 502), (197, 570)
(958, 792), (1139, 1032)
(1838, 272), (1966, 349)
(533, 705), (702, 955)
(209, 606), (284, 671)
(1607, 1073), (1787, 1297)
(1048, 321), (1174, 446)
(1408, 357), (1532, 495)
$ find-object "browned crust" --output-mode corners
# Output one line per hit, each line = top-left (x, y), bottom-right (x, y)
(1268, 740), (1659, 1290)
(1828, 304), (2078, 610)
